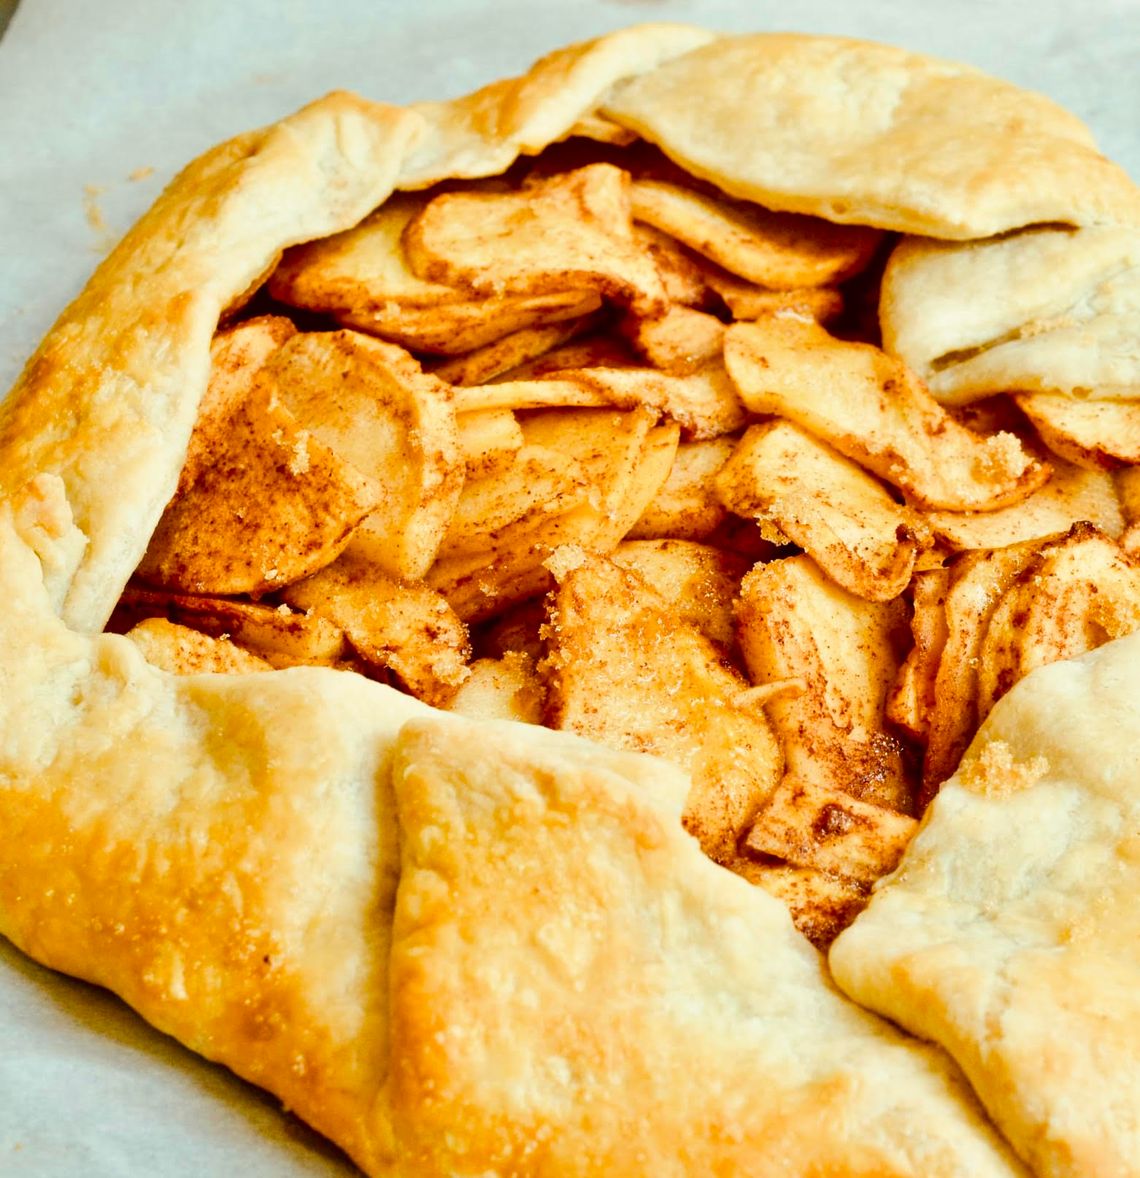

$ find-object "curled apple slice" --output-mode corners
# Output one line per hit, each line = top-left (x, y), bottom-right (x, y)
(282, 552), (470, 707)
(725, 317), (1048, 510)
(1015, 392), (1140, 470)
(432, 314), (600, 385)
(137, 321), (382, 596)
(926, 453), (1122, 551)
(269, 193), (601, 354)
(630, 178), (882, 288)
(628, 437), (736, 541)
(919, 541), (1040, 804)
(404, 163), (668, 316)
(736, 555), (912, 813)
(543, 552), (781, 863)
(437, 445), (590, 560)
(717, 420), (928, 601)
(427, 408), (675, 621)
(885, 568), (950, 746)
(112, 585), (349, 668)
(267, 330), (464, 581)
(976, 523), (1140, 724)
(125, 617), (272, 675)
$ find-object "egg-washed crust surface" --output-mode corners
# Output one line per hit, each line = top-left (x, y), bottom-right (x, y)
(0, 509), (435, 1171)
(0, 20), (1138, 1177)
(383, 714), (1023, 1177)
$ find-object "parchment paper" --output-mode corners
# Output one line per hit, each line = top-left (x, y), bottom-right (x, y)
(0, 0), (1136, 1172)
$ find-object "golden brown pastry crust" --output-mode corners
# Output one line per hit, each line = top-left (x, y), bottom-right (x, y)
(1, 22), (1138, 1175)
(0, 93), (426, 633)
(398, 23), (717, 187)
(382, 715), (1023, 1176)
(831, 635), (1140, 1176)
(602, 34), (1140, 238)
(0, 503), (432, 1170)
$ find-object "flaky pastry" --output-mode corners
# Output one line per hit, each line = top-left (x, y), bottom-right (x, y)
(832, 633), (1140, 1176)
(2, 21), (1140, 1177)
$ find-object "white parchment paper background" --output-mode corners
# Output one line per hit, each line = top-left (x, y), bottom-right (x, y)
(0, 0), (1137, 1173)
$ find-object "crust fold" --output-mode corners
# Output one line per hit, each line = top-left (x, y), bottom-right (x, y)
(2, 23), (1138, 1173)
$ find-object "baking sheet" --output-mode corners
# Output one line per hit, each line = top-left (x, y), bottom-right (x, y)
(0, 0), (1136, 1172)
